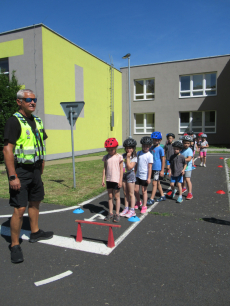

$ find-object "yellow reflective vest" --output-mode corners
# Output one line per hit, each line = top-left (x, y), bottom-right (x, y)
(13, 112), (46, 164)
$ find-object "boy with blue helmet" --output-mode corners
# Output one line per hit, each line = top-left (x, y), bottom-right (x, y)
(147, 131), (165, 205)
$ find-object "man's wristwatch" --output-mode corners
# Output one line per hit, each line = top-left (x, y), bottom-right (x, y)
(9, 174), (18, 181)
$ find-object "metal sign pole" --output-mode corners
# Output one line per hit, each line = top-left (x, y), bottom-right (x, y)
(70, 107), (76, 189)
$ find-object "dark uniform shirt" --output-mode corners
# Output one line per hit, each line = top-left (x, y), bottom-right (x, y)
(169, 153), (185, 177)
(164, 143), (174, 161)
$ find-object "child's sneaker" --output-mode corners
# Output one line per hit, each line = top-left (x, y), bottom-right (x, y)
(176, 196), (183, 203)
(158, 196), (166, 202)
(170, 190), (177, 199)
(147, 198), (155, 205)
(125, 209), (136, 218)
(200, 162), (203, 167)
(120, 207), (129, 216)
(186, 193), (193, 200)
(140, 206), (147, 214)
(104, 213), (114, 221)
(113, 214), (120, 223)
(134, 201), (142, 209)
(204, 164), (206, 167)
(182, 187), (187, 193)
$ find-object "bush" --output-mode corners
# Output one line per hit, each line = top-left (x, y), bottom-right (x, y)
(0, 71), (21, 162)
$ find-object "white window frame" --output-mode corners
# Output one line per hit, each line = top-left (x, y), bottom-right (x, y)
(134, 78), (155, 101)
(179, 72), (217, 98)
(134, 113), (155, 134)
(179, 111), (217, 134)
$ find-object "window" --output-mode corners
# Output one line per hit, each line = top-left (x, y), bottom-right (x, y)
(134, 79), (155, 100)
(179, 73), (217, 97)
(134, 113), (155, 134)
(179, 111), (216, 133)
(0, 58), (9, 75)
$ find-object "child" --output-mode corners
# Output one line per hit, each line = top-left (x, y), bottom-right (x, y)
(164, 133), (175, 178)
(134, 137), (153, 214)
(181, 135), (194, 200)
(169, 141), (187, 203)
(197, 132), (203, 160)
(102, 138), (123, 222)
(147, 131), (165, 205)
(199, 134), (209, 167)
(120, 138), (137, 218)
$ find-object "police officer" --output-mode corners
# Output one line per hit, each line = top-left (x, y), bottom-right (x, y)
(3, 89), (53, 263)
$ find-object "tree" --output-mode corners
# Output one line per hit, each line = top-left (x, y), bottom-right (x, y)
(0, 71), (21, 162)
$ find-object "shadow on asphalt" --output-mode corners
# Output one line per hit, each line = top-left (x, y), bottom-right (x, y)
(70, 234), (107, 245)
(202, 217), (230, 226)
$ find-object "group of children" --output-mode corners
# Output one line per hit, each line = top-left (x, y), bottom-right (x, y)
(102, 131), (209, 223)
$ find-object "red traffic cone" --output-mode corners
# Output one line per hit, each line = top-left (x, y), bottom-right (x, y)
(107, 226), (115, 248)
(216, 190), (225, 194)
(218, 165), (223, 168)
(193, 165), (196, 167)
(167, 191), (172, 196)
(219, 157), (224, 159)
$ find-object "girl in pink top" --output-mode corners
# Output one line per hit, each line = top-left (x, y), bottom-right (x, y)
(102, 138), (123, 223)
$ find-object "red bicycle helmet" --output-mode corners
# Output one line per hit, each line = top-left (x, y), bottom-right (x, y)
(104, 138), (119, 148)
(198, 132), (203, 137)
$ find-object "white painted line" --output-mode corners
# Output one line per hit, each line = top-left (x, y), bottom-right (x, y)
(224, 158), (230, 211)
(84, 210), (105, 221)
(0, 225), (112, 255)
(0, 191), (107, 218)
(34, 270), (73, 287)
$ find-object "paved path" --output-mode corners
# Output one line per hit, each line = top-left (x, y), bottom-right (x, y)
(0, 154), (230, 305)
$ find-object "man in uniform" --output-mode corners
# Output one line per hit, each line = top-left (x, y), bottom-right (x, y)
(3, 89), (53, 263)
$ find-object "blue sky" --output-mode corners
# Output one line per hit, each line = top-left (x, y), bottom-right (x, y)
(1, 0), (230, 69)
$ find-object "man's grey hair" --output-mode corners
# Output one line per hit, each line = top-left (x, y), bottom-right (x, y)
(17, 89), (34, 99)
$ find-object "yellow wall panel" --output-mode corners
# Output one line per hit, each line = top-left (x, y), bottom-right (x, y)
(42, 27), (122, 155)
(0, 39), (24, 58)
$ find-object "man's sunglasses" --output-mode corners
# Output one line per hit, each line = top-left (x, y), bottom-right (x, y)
(21, 98), (37, 103)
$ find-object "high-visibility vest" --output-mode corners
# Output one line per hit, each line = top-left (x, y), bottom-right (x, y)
(13, 112), (46, 164)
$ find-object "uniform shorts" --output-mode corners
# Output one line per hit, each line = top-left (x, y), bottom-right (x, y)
(123, 171), (136, 183)
(9, 164), (44, 208)
(171, 175), (183, 184)
(151, 170), (160, 181)
(135, 177), (148, 187)
(106, 181), (120, 190)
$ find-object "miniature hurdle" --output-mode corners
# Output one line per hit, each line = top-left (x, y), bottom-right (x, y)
(75, 220), (121, 248)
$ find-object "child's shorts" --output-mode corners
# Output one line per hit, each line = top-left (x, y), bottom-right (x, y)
(166, 160), (170, 166)
(200, 151), (207, 157)
(184, 171), (192, 178)
(171, 175), (183, 184)
(123, 171), (136, 183)
(135, 177), (148, 187)
(151, 170), (160, 181)
(106, 181), (120, 190)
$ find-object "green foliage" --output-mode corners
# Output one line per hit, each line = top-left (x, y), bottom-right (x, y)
(0, 71), (21, 162)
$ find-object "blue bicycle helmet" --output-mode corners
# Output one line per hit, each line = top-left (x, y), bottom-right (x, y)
(151, 131), (162, 140)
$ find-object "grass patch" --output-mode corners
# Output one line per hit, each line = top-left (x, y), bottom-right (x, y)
(149, 212), (173, 216)
(0, 159), (107, 206)
(227, 158), (230, 169)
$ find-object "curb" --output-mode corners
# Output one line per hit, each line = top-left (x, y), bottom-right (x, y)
(224, 158), (230, 211)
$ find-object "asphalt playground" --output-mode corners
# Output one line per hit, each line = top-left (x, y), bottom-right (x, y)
(1, 154), (230, 306)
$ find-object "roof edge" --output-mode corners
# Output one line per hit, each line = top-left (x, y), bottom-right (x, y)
(120, 54), (230, 69)
(0, 24), (121, 73)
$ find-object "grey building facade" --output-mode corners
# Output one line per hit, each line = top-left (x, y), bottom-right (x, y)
(121, 55), (230, 145)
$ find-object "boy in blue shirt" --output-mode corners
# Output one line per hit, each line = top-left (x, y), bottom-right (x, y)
(147, 132), (165, 205)
(181, 135), (193, 200)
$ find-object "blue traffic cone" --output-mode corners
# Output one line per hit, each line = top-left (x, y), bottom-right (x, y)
(128, 216), (140, 222)
(73, 208), (84, 214)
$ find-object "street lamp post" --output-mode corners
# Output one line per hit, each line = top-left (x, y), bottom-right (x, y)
(122, 53), (131, 138)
